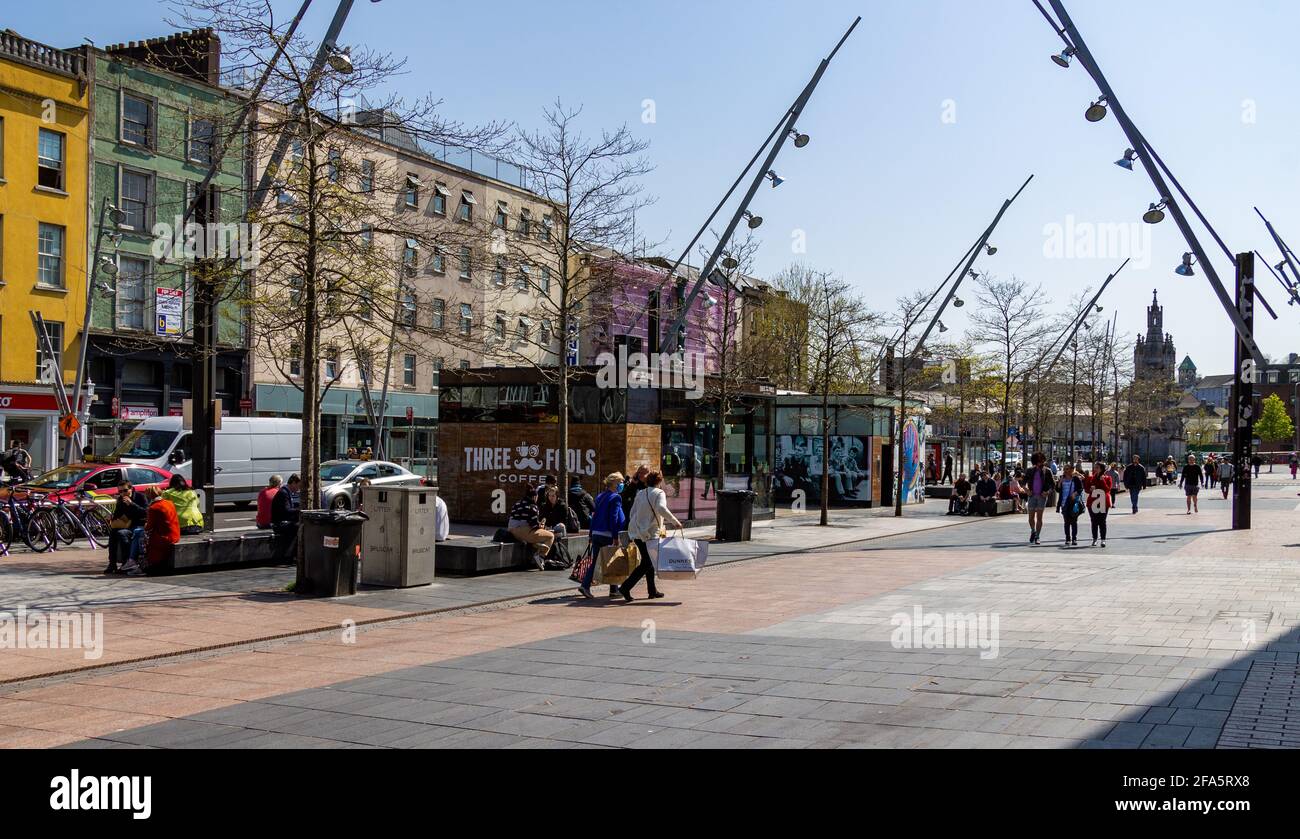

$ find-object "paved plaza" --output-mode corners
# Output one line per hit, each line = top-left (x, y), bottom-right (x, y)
(0, 478), (1297, 748)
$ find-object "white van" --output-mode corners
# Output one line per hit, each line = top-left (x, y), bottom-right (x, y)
(108, 416), (302, 504)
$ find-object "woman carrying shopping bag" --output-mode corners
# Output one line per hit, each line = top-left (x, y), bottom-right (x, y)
(576, 472), (627, 600)
(1054, 463), (1084, 547)
(620, 471), (682, 602)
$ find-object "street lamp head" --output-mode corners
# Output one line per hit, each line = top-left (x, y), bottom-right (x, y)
(1115, 148), (1137, 170)
(984, 244), (997, 256)
(1094, 304), (1103, 313)
(789, 128), (810, 148)
(1051, 46), (1076, 68)
(98, 255), (118, 276)
(327, 45), (354, 74)
(765, 169), (784, 188)
(1085, 96), (1108, 122)
(938, 320), (948, 333)
(722, 256), (739, 270)
(1175, 252), (1196, 277)
(743, 211), (763, 229)
(1142, 199), (1168, 225)
(107, 204), (126, 226)
(966, 269), (979, 280)
(952, 297), (965, 308)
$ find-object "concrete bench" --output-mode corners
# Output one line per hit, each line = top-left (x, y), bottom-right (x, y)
(435, 533), (589, 576)
(925, 486), (953, 499)
(166, 530), (279, 573)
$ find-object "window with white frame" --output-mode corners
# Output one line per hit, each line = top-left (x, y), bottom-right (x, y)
(432, 298), (445, 330)
(433, 182), (448, 215)
(360, 224), (373, 247)
(357, 349), (373, 384)
(360, 159), (375, 193)
(517, 264), (530, 291)
(116, 256), (150, 331)
(120, 169), (152, 231)
(494, 313), (506, 341)
(37, 223), (64, 287)
(289, 342), (302, 377)
(518, 208), (531, 238)
(189, 117), (215, 164)
(327, 147), (341, 183)
(405, 173), (420, 208)
(36, 320), (62, 380)
(401, 288), (417, 327)
(459, 189), (475, 221)
(430, 245), (446, 275)
(541, 319), (553, 347)
(541, 214), (553, 242)
(37, 128), (64, 190)
(459, 246), (472, 280)
(493, 257), (506, 286)
(516, 317), (529, 344)
(403, 354), (416, 387)
(458, 303), (472, 335)
(459, 359), (470, 370)
(494, 200), (508, 229)
(121, 93), (154, 147)
(403, 238), (418, 275)
(323, 347), (339, 380)
(540, 266), (551, 295)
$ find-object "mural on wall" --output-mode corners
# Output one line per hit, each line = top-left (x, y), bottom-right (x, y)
(900, 417), (926, 503)
(773, 434), (872, 504)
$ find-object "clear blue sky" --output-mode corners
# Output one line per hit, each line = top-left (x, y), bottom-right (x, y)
(12, 0), (1299, 373)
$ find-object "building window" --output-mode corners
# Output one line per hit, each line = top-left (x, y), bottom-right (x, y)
(403, 238), (418, 275)
(459, 246), (472, 280)
(494, 200), (508, 229)
(323, 348), (339, 380)
(405, 174), (419, 208)
(493, 257), (506, 286)
(357, 289), (373, 321)
(403, 354), (416, 387)
(433, 357), (444, 374)
(459, 189), (475, 221)
(433, 183), (448, 215)
(288, 276), (302, 307)
(518, 209), (531, 238)
(37, 223), (64, 287)
(289, 343), (302, 377)
(430, 246), (446, 275)
(327, 147), (341, 183)
(188, 118), (215, 164)
(121, 93), (154, 147)
(360, 224), (373, 247)
(360, 159), (375, 193)
(401, 288), (417, 328)
(516, 318), (529, 344)
(541, 319), (552, 347)
(540, 266), (551, 295)
(541, 214), (553, 242)
(494, 313), (506, 341)
(459, 359), (470, 370)
(517, 264), (530, 291)
(0, 117), (5, 180)
(37, 128), (65, 190)
(116, 256), (150, 331)
(458, 303), (472, 335)
(432, 298), (446, 330)
(36, 320), (62, 380)
(120, 169), (152, 231)
(357, 349), (373, 384)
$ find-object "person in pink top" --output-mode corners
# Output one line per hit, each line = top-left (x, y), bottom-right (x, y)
(256, 474), (283, 529)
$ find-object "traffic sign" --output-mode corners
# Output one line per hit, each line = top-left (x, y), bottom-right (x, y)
(58, 413), (81, 438)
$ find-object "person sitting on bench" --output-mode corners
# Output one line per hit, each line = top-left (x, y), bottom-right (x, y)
(949, 475), (972, 515)
(271, 474), (302, 563)
(974, 472), (998, 516)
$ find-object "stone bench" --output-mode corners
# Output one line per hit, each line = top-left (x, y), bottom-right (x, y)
(435, 533), (589, 576)
(924, 486), (953, 499)
(166, 530), (279, 573)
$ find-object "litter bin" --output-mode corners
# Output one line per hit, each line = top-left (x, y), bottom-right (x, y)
(359, 485), (438, 587)
(716, 489), (756, 542)
(301, 509), (368, 596)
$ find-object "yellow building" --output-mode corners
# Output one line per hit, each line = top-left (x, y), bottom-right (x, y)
(0, 32), (90, 472)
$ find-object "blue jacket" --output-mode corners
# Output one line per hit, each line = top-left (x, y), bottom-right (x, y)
(589, 489), (626, 537)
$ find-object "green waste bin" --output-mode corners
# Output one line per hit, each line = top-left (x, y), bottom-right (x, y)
(715, 489), (755, 542)
(301, 509), (368, 596)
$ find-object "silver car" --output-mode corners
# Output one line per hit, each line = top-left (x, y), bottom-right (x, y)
(319, 459), (424, 510)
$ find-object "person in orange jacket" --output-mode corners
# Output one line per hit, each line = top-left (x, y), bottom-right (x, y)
(126, 486), (180, 576)
(1082, 461), (1113, 548)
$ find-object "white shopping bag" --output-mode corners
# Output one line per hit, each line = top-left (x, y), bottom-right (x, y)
(647, 533), (709, 580)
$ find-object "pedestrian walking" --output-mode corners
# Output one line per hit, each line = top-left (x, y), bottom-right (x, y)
(1083, 462), (1113, 547)
(577, 473), (626, 600)
(1207, 455), (1219, 489)
(1218, 458), (1234, 500)
(1180, 454), (1202, 514)
(1251, 453), (1263, 478)
(1106, 462), (1121, 507)
(942, 451), (954, 485)
(620, 471), (682, 602)
(1055, 463), (1084, 547)
(1289, 452), (1298, 480)
(1024, 452), (1054, 545)
(1122, 456), (1146, 515)
(621, 465), (648, 520)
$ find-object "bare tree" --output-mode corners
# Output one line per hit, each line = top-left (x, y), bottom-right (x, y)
(969, 274), (1052, 473)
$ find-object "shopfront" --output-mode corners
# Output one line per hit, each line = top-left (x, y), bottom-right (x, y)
(437, 368), (775, 526)
(253, 383), (439, 476)
(0, 385), (93, 475)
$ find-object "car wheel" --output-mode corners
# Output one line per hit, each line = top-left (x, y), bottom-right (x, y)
(330, 495), (350, 510)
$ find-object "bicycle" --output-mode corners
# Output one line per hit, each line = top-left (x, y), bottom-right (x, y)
(40, 490), (110, 549)
(0, 486), (55, 554)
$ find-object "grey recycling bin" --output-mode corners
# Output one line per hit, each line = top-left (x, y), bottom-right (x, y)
(301, 509), (368, 596)
(359, 485), (438, 587)
(715, 489), (756, 542)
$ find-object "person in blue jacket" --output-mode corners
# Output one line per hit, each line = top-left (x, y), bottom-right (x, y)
(578, 472), (627, 600)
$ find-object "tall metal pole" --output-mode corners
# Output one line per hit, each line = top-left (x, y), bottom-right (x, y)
(1038, 0), (1267, 367)
(67, 197), (116, 465)
(1069, 340), (1078, 463)
(662, 17), (860, 352)
(1231, 253), (1254, 530)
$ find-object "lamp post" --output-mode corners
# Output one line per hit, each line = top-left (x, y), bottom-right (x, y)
(67, 197), (123, 465)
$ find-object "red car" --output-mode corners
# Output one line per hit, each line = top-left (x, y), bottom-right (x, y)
(5, 462), (173, 503)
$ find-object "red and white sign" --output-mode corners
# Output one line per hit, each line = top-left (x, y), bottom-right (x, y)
(120, 405), (159, 421)
(111, 396), (121, 417)
(406, 406), (414, 421)
(240, 398), (253, 411)
(0, 392), (63, 412)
